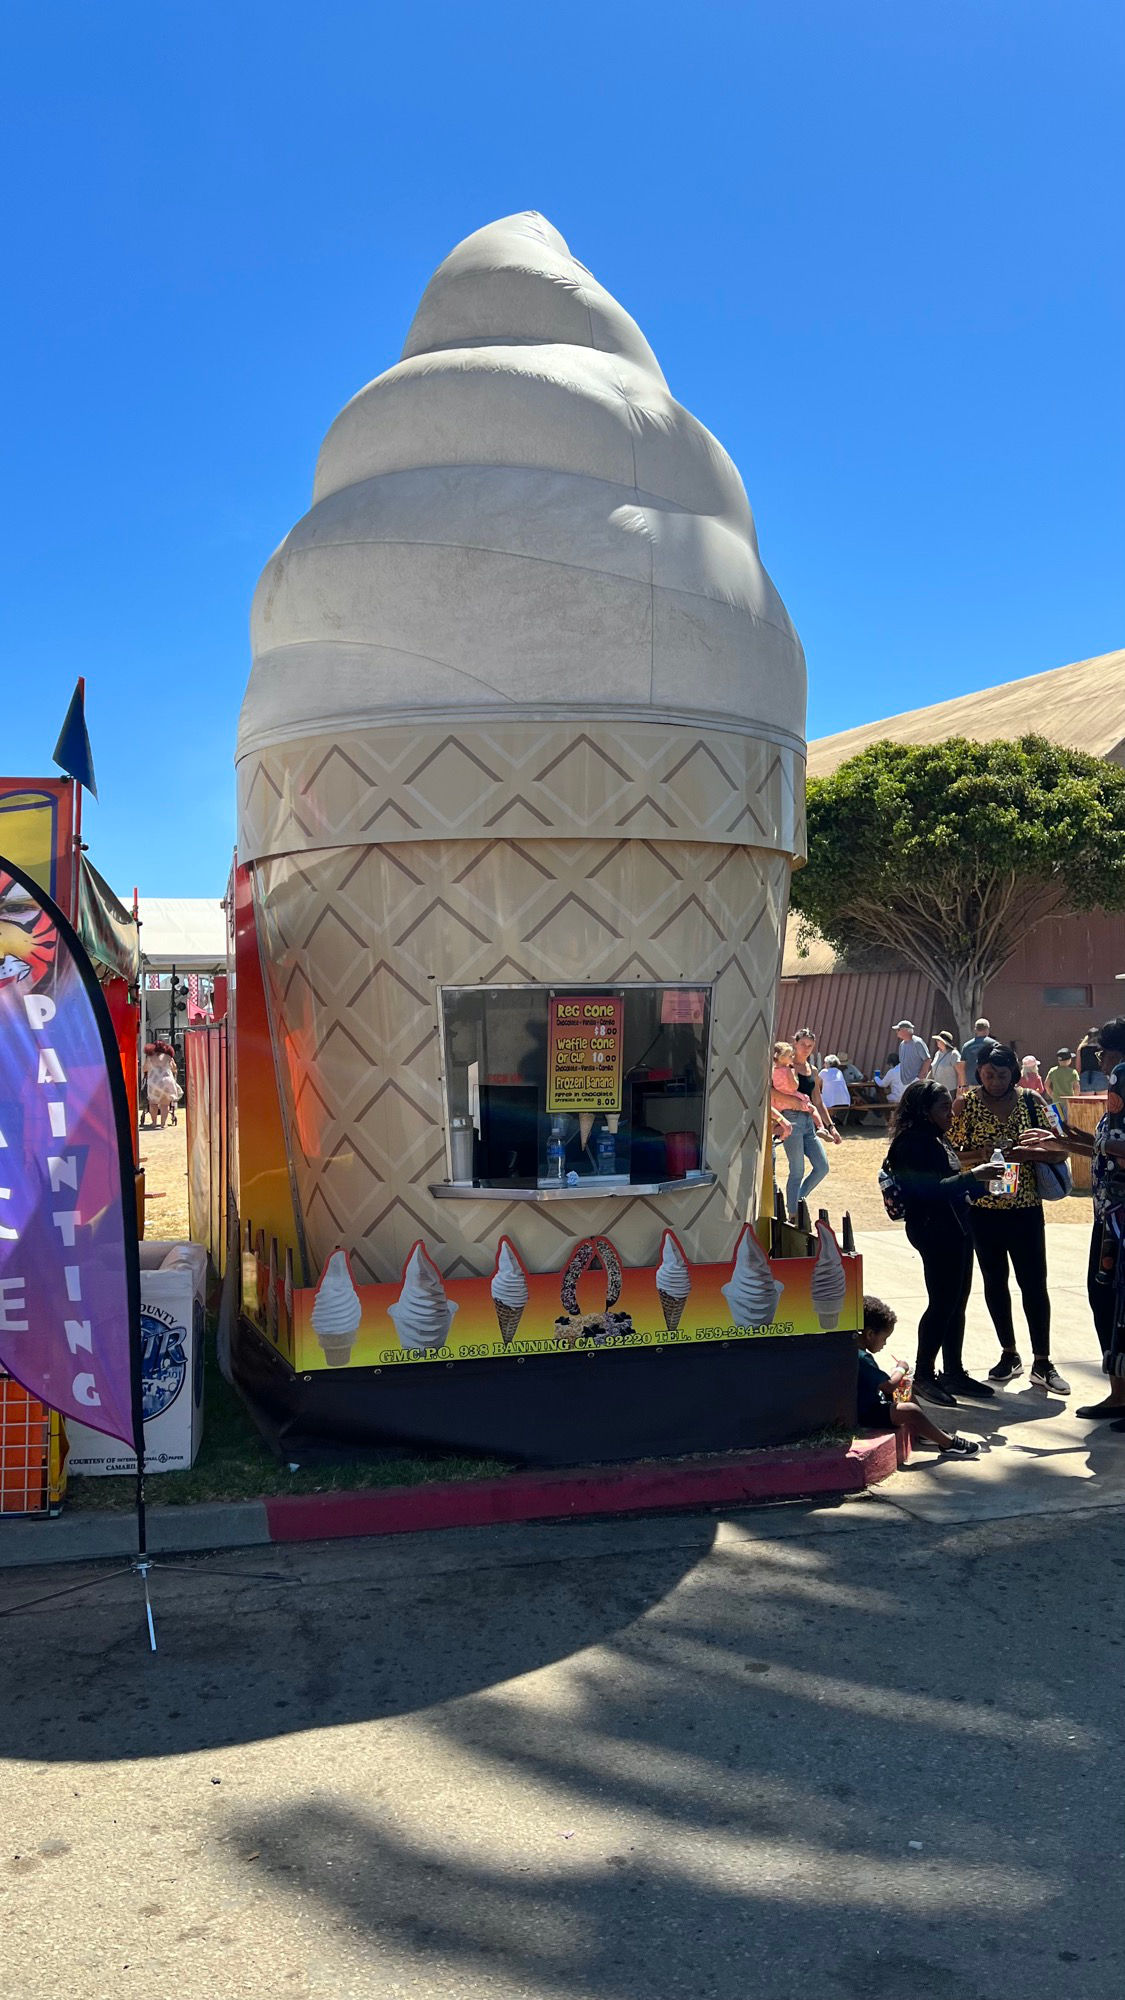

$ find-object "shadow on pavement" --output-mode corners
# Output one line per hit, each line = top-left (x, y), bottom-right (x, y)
(1, 1504), (1120, 1995)
(211, 1509), (1119, 2000)
(0, 1523), (716, 1764)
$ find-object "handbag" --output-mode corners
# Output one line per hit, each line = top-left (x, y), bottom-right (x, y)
(1022, 1092), (1072, 1201)
(878, 1157), (906, 1222)
(1035, 1157), (1072, 1201)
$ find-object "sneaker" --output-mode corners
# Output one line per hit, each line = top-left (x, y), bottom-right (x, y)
(941, 1372), (996, 1400)
(988, 1351), (1024, 1383)
(943, 1433), (982, 1457)
(1030, 1361), (1070, 1394)
(912, 1375), (958, 1407)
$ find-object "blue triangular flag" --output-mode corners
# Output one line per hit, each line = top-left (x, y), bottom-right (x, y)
(52, 679), (98, 799)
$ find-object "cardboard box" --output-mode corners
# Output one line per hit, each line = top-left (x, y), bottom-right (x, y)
(66, 1241), (207, 1476)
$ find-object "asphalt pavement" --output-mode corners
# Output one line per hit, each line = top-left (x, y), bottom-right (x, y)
(2, 1214), (1122, 1998)
(1, 1492), (1122, 2000)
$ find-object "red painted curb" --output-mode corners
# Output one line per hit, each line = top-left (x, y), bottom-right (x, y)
(263, 1433), (898, 1545)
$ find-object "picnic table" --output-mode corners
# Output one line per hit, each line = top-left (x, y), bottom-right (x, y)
(836, 1079), (893, 1126)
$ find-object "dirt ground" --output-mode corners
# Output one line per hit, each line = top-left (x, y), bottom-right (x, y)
(139, 1112), (1089, 1249)
(138, 1111), (191, 1242)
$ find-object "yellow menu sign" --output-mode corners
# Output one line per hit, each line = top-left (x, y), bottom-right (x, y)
(547, 995), (624, 1113)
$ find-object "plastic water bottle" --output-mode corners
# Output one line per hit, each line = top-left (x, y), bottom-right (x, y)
(988, 1147), (1007, 1196)
(547, 1122), (566, 1184)
(596, 1125), (616, 1175)
(873, 1069), (881, 1085)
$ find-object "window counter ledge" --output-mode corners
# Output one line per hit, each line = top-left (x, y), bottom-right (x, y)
(428, 1172), (718, 1202)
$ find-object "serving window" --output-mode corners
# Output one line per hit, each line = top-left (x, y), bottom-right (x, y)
(437, 984), (714, 1193)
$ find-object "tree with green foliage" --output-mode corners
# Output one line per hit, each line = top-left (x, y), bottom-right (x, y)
(790, 736), (1125, 1037)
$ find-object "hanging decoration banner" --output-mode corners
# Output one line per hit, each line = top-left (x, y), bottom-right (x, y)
(0, 857), (139, 1447)
(546, 994), (624, 1113)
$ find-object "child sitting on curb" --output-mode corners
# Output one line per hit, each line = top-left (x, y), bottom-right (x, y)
(859, 1296), (982, 1458)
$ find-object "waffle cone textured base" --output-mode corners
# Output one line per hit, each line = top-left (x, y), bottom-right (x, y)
(495, 1303), (525, 1346)
(658, 1291), (686, 1332)
(250, 831), (789, 1282)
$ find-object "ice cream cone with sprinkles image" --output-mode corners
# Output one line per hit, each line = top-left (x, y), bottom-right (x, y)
(721, 1224), (784, 1329)
(811, 1218), (847, 1330)
(311, 1248), (363, 1367)
(389, 1241), (459, 1352)
(490, 1237), (529, 1345)
(655, 1229), (691, 1331)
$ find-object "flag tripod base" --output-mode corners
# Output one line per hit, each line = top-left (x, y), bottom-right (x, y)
(0, 1550), (291, 1651)
(0, 1469), (289, 1650)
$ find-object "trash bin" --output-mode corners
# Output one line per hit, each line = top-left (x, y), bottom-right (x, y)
(66, 1240), (207, 1475)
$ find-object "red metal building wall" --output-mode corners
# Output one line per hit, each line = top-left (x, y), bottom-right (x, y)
(979, 910), (1125, 1063)
(777, 911), (1125, 1075)
(776, 969), (939, 1076)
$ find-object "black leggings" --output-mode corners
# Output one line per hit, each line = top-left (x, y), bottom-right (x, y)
(1087, 1219), (1116, 1355)
(968, 1204), (1050, 1358)
(905, 1211), (973, 1376)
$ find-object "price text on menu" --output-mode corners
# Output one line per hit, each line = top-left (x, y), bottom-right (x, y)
(546, 995), (624, 1113)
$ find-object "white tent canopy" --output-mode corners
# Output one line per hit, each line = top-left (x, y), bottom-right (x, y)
(137, 897), (226, 972)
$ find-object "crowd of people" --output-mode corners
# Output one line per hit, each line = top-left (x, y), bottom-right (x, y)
(771, 1014), (1125, 1454)
(770, 1016), (1100, 1219)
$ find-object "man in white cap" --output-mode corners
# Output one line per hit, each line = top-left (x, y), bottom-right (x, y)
(892, 1020), (931, 1086)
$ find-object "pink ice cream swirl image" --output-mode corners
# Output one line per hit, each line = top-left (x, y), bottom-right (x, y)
(311, 1248), (363, 1367)
(721, 1225), (784, 1329)
(490, 1239), (529, 1345)
(389, 1242), (459, 1352)
(811, 1219), (848, 1330)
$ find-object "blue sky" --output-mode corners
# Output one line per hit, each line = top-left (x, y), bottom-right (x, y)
(2, 1), (1121, 897)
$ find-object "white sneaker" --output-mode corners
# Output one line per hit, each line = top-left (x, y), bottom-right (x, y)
(1029, 1362), (1070, 1394)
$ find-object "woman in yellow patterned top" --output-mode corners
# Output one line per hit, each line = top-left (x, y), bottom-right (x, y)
(948, 1042), (1070, 1394)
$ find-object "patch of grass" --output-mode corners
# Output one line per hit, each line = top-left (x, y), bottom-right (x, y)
(66, 1334), (512, 1512)
(66, 1325), (857, 1513)
(786, 1425), (853, 1450)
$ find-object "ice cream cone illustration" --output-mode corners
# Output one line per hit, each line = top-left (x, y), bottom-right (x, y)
(490, 1237), (529, 1344)
(388, 1241), (458, 1352)
(811, 1218), (847, 1330)
(721, 1224), (784, 1329)
(655, 1229), (691, 1331)
(311, 1248), (363, 1367)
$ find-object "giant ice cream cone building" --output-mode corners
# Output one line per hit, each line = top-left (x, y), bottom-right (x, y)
(236, 212), (806, 1297)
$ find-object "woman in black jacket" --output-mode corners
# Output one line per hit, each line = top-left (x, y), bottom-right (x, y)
(885, 1080), (997, 1405)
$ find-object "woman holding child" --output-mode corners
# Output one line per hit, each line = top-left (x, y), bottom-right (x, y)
(771, 1033), (841, 1220)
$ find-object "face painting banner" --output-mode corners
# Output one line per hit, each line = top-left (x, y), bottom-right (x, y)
(0, 857), (139, 1447)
